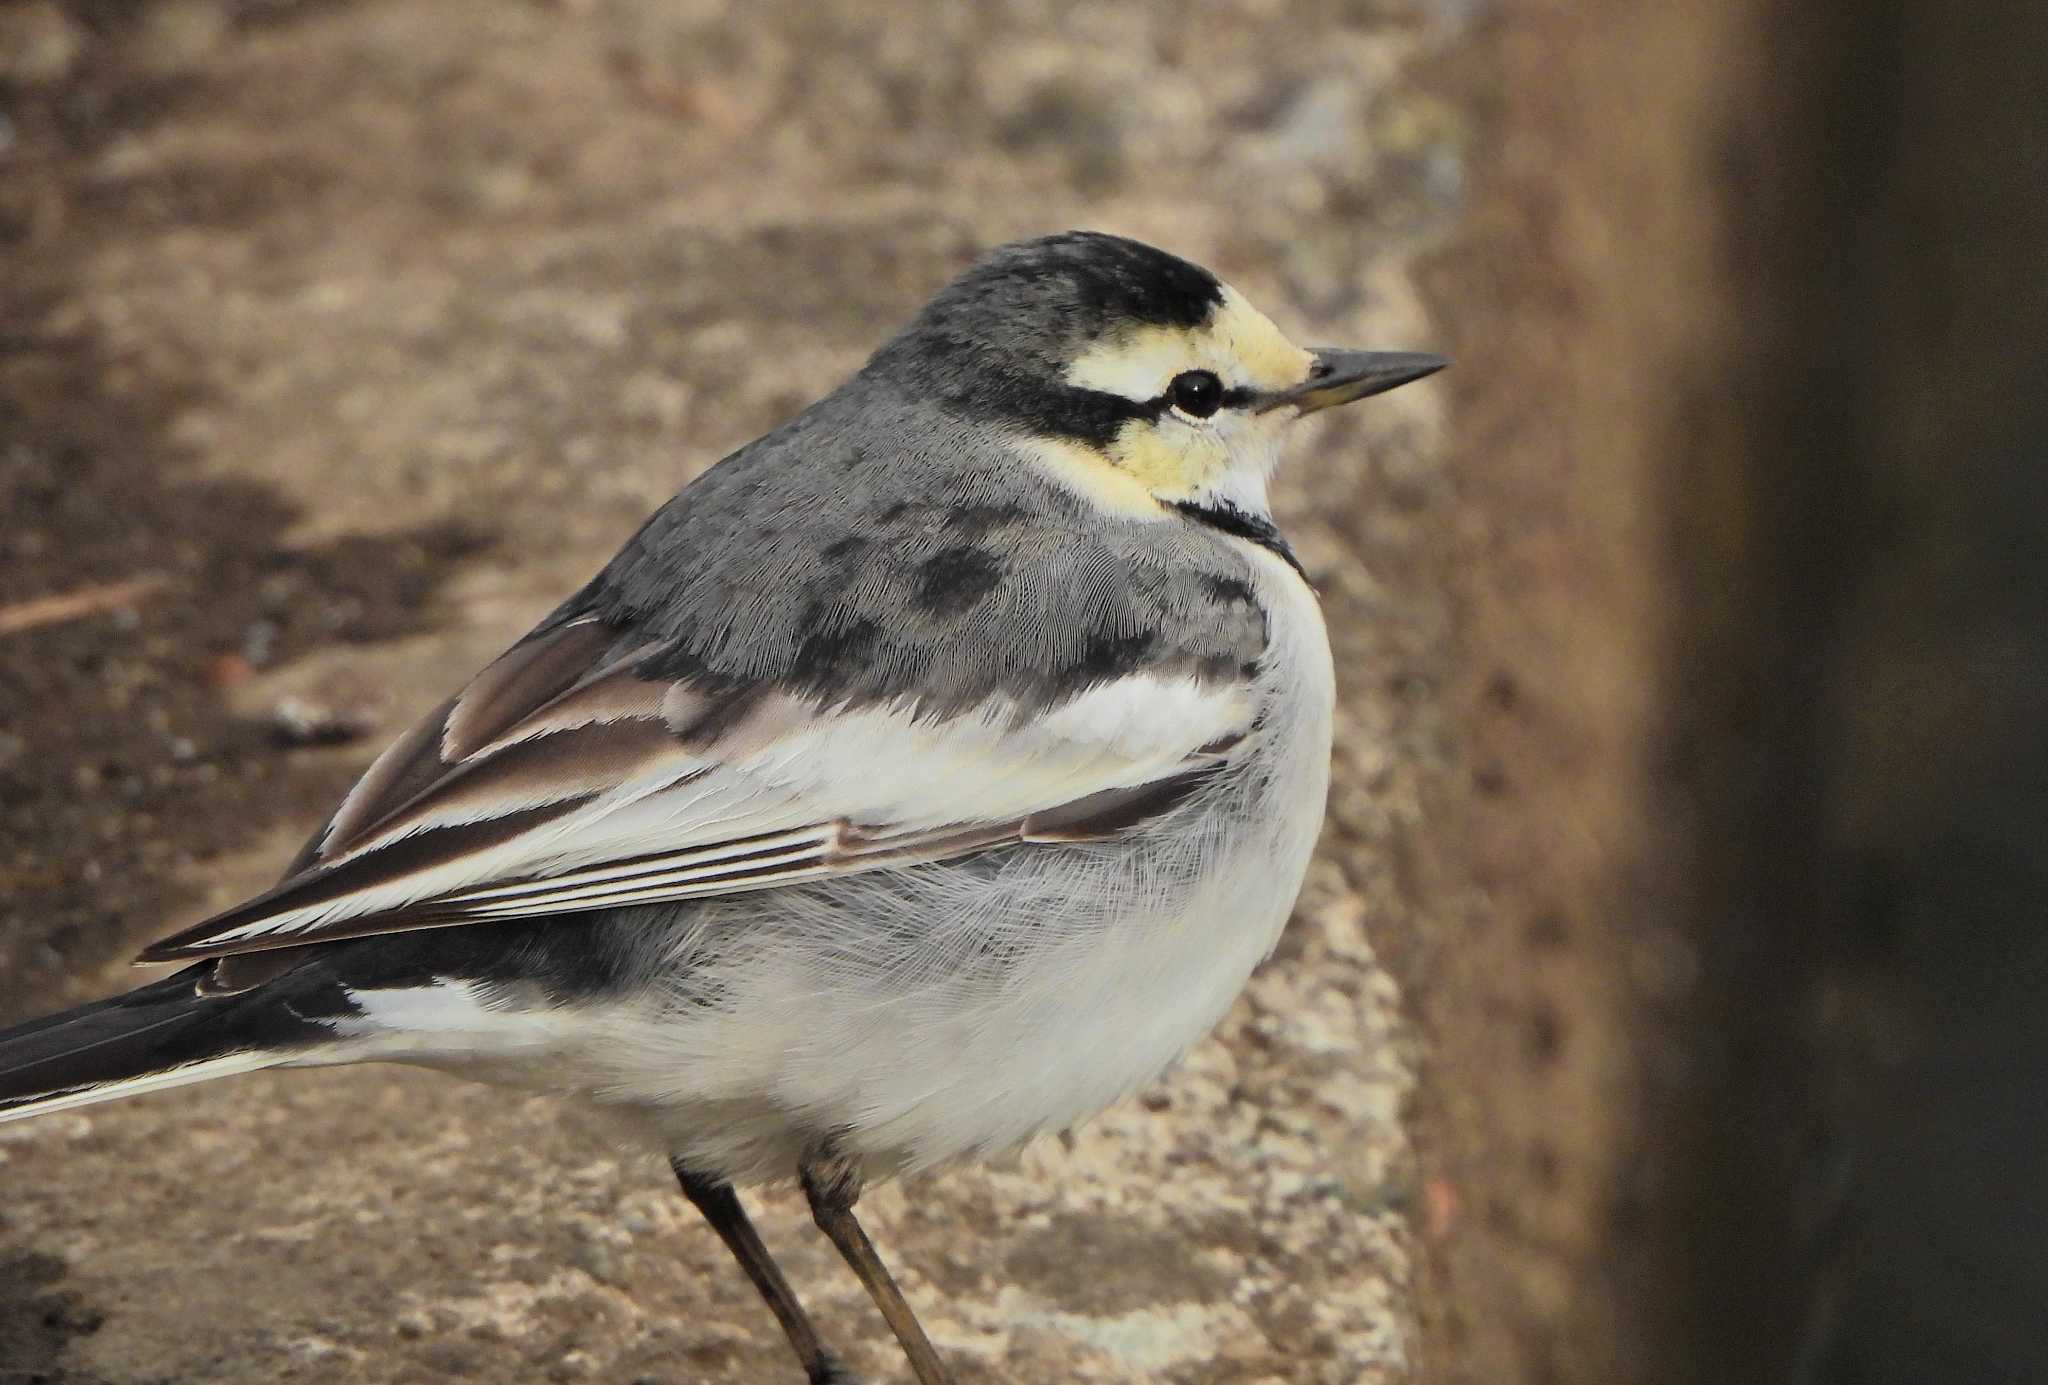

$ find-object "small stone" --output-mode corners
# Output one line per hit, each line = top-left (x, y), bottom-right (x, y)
(569, 1238), (619, 1285)
(269, 695), (378, 748)
(547, 1352), (595, 1382)
(241, 619), (280, 669)
(207, 652), (256, 689)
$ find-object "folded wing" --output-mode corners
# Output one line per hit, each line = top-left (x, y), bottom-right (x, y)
(141, 616), (1255, 963)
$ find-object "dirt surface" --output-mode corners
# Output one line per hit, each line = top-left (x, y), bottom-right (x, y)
(0, 2), (1466, 1382)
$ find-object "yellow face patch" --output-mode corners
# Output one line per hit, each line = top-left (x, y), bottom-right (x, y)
(1015, 434), (1173, 518)
(1033, 283), (1316, 510)
(1098, 415), (1235, 501)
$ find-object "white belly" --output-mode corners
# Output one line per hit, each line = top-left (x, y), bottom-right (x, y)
(574, 549), (1338, 1183)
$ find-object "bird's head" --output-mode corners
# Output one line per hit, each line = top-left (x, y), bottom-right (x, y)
(866, 230), (1445, 522)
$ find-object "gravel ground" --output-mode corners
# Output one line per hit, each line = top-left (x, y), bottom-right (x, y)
(0, 3), (1465, 1381)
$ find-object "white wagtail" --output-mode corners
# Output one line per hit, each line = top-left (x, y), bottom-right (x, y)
(0, 231), (1442, 1383)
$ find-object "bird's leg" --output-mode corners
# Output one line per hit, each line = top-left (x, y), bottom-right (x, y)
(799, 1148), (954, 1385)
(671, 1159), (857, 1384)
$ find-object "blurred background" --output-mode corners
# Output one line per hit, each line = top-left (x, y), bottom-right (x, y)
(0, 2), (2041, 1383)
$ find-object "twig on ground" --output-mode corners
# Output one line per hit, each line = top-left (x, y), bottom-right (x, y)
(0, 574), (169, 637)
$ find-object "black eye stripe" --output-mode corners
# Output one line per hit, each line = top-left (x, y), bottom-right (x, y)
(1005, 378), (1257, 448)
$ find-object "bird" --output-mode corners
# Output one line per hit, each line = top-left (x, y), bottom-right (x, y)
(0, 230), (1443, 1384)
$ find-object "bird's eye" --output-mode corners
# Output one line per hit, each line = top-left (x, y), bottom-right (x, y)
(1168, 369), (1225, 419)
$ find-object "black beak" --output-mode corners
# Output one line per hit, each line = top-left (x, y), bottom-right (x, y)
(1257, 349), (1449, 415)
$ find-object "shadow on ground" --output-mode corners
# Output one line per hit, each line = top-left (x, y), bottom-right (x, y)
(0, 1253), (117, 1385)
(0, 309), (489, 1013)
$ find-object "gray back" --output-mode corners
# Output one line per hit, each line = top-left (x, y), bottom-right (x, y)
(562, 379), (1269, 716)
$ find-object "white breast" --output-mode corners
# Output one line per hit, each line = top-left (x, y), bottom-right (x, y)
(977, 549), (1333, 1140)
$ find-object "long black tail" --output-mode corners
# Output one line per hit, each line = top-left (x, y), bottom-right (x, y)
(0, 966), (336, 1124)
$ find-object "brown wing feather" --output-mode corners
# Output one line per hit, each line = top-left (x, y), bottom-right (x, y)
(312, 619), (620, 862)
(437, 617), (620, 762)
